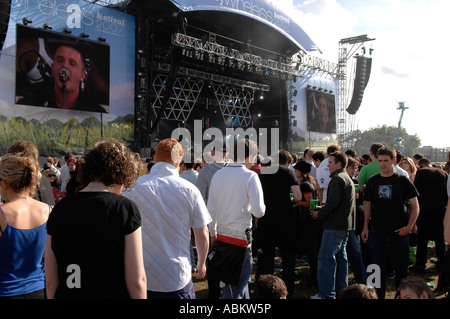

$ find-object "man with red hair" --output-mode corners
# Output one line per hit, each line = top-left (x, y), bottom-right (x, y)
(124, 138), (211, 299)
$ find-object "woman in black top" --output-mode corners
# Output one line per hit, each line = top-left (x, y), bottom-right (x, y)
(45, 139), (146, 299)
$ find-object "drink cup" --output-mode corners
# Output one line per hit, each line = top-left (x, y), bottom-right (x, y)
(310, 199), (319, 211)
(354, 184), (359, 194)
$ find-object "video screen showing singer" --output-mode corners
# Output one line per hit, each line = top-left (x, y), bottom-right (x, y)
(15, 25), (109, 113)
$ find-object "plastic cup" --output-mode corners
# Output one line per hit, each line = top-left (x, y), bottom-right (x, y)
(310, 199), (319, 211)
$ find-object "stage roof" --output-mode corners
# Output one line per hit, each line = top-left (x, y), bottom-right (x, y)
(158, 0), (319, 56)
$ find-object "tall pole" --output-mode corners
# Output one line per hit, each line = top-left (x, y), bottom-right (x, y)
(396, 102), (408, 153)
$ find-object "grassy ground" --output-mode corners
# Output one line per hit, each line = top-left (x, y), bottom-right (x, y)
(193, 243), (447, 299)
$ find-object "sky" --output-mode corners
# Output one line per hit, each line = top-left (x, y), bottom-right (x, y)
(277, 0), (450, 148)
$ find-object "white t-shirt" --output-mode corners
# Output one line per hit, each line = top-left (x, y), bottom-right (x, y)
(207, 163), (265, 244)
(316, 158), (331, 203)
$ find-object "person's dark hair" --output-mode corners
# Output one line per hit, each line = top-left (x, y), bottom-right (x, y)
(395, 149), (403, 164)
(232, 139), (258, 163)
(278, 150), (293, 165)
(326, 144), (340, 155)
(377, 146), (396, 160)
(346, 156), (359, 168)
(78, 139), (138, 188)
(413, 153), (424, 161)
(370, 143), (384, 158)
(345, 149), (357, 158)
(65, 152), (75, 162)
(253, 275), (288, 299)
(312, 151), (325, 162)
(418, 158), (432, 167)
(329, 151), (347, 168)
(181, 154), (195, 169)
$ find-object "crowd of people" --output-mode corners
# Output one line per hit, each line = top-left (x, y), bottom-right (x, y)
(0, 138), (449, 300)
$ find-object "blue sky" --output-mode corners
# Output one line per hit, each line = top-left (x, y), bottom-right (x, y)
(282, 0), (450, 148)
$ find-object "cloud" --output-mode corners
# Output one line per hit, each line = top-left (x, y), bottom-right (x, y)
(277, 0), (357, 60)
(380, 67), (409, 78)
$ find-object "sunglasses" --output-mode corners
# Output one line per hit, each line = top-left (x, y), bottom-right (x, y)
(47, 174), (56, 177)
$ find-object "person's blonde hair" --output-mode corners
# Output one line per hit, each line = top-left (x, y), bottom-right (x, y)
(154, 138), (183, 165)
(401, 157), (417, 174)
(0, 154), (41, 194)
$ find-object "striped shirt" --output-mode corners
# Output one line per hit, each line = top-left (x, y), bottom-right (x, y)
(123, 162), (211, 292)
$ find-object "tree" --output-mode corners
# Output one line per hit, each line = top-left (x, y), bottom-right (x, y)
(343, 125), (421, 157)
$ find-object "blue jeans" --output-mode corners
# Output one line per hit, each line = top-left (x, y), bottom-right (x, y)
(317, 229), (349, 298)
(367, 227), (410, 299)
(346, 230), (367, 284)
(221, 246), (252, 299)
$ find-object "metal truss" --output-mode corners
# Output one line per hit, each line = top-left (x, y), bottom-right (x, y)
(337, 34), (375, 147)
(150, 73), (204, 122)
(212, 83), (254, 128)
(172, 33), (339, 79)
(155, 63), (270, 92)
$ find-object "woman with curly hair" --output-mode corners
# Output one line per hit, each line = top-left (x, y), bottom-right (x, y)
(0, 154), (51, 298)
(45, 139), (146, 299)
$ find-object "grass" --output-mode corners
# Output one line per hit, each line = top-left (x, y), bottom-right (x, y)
(193, 243), (447, 299)
(0, 115), (134, 156)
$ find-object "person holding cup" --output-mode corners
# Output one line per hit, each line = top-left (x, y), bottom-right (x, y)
(310, 151), (356, 299)
(293, 159), (321, 286)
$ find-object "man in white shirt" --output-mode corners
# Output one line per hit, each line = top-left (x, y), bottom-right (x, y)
(123, 138), (211, 299)
(207, 139), (265, 299)
(316, 145), (340, 204)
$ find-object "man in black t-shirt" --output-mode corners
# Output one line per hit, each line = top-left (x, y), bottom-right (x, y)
(361, 147), (419, 299)
(255, 150), (302, 298)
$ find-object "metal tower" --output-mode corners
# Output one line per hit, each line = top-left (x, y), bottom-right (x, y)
(337, 34), (375, 148)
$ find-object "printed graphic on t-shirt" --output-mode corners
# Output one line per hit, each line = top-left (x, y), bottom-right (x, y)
(378, 185), (392, 199)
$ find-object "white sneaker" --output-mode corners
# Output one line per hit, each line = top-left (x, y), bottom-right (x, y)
(310, 293), (325, 299)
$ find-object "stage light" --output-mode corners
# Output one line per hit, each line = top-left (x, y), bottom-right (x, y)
(80, 33), (89, 38)
(318, 87), (323, 92)
(307, 84), (311, 89)
(22, 18), (32, 25)
(98, 37), (106, 42)
(43, 24), (53, 30)
(312, 86), (317, 90)
(63, 28), (72, 34)
(293, 90), (298, 97)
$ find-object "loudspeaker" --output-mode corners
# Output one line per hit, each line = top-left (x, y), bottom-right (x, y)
(346, 56), (372, 115)
(0, 0), (11, 55)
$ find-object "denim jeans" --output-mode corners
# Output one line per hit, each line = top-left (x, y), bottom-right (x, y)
(346, 230), (367, 284)
(317, 229), (349, 298)
(367, 227), (410, 299)
(221, 245), (252, 299)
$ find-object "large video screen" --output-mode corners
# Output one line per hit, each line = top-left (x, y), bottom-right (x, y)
(306, 89), (336, 133)
(15, 24), (110, 113)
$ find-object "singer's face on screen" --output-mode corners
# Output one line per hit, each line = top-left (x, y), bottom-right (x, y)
(52, 45), (87, 93)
